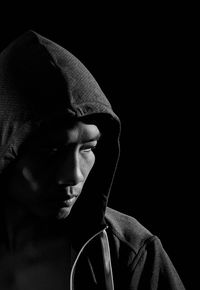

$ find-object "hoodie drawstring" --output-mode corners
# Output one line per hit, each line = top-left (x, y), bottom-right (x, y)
(70, 228), (114, 290)
(100, 229), (115, 290)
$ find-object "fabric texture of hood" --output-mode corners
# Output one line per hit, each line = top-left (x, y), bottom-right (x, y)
(0, 31), (121, 242)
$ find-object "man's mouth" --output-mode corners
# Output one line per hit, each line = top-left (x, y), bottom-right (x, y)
(45, 186), (79, 205)
(63, 196), (77, 206)
(44, 196), (77, 209)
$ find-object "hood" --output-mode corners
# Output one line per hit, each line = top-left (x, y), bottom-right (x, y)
(0, 31), (121, 242)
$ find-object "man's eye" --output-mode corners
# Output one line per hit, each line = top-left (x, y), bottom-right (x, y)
(35, 146), (59, 154)
(82, 146), (96, 153)
(81, 143), (97, 153)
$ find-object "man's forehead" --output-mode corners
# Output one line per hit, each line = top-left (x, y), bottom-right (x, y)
(37, 120), (101, 145)
(64, 121), (101, 143)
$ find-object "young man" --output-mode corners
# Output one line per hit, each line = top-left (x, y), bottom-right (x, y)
(0, 31), (185, 289)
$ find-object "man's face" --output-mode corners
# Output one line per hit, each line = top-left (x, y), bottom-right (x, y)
(7, 121), (101, 219)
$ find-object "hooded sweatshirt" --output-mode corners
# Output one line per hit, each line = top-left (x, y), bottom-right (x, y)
(0, 31), (185, 289)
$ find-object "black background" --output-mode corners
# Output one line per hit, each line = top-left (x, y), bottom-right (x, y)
(0, 4), (195, 289)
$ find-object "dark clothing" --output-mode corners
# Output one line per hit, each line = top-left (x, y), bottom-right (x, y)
(105, 208), (185, 289)
(0, 31), (185, 289)
(69, 207), (185, 289)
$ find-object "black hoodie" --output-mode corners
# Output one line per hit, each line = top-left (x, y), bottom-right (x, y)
(0, 30), (120, 236)
(0, 31), (185, 290)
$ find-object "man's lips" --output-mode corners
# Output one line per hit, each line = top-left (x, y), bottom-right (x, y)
(44, 196), (77, 209)
(45, 186), (79, 204)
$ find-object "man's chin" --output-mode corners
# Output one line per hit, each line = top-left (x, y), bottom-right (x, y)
(29, 202), (72, 220)
(57, 207), (72, 219)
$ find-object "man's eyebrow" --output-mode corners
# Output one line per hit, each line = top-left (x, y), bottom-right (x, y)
(83, 132), (102, 142)
(42, 129), (102, 146)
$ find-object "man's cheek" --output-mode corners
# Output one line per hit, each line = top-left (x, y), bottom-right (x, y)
(22, 167), (40, 192)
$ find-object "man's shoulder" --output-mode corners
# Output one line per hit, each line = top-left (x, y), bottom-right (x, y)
(105, 207), (154, 253)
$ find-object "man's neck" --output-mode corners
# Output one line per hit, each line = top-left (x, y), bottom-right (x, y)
(2, 203), (68, 252)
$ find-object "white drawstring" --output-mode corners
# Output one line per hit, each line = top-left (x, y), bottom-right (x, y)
(69, 228), (115, 290)
(100, 230), (115, 290)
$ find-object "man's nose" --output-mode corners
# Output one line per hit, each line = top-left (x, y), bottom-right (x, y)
(56, 152), (84, 186)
